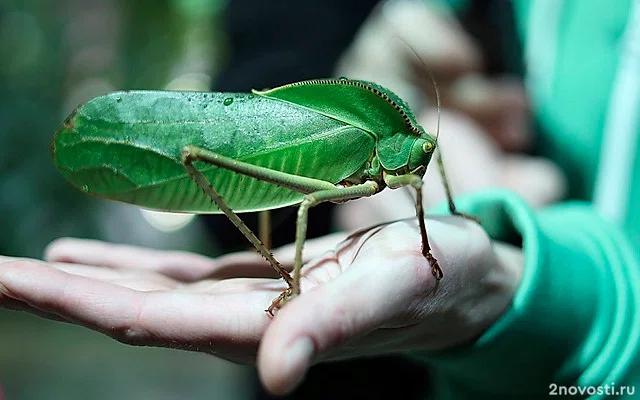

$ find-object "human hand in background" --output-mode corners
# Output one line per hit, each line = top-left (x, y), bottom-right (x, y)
(0, 216), (522, 395)
(334, 0), (566, 231)
(335, 109), (566, 231)
(336, 0), (532, 151)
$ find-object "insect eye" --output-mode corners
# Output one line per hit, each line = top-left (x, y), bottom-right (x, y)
(422, 141), (435, 153)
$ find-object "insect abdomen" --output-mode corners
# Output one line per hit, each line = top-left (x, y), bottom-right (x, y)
(53, 128), (374, 213)
(52, 90), (376, 213)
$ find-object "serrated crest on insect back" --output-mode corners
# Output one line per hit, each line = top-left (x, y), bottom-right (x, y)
(281, 79), (422, 136)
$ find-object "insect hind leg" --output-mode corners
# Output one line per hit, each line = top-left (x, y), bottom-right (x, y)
(181, 146), (294, 313)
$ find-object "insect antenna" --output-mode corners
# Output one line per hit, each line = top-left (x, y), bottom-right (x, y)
(401, 41), (441, 145)
(427, 61), (442, 145)
(393, 36), (444, 210)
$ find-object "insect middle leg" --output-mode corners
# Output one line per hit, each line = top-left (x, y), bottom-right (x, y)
(258, 210), (271, 250)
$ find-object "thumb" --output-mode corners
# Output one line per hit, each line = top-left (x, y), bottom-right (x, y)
(257, 243), (430, 395)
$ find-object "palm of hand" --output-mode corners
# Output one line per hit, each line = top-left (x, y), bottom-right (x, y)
(0, 217), (519, 395)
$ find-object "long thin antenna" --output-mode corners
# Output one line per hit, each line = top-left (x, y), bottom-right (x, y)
(394, 38), (480, 229)
(402, 41), (441, 144)
(394, 37), (444, 209)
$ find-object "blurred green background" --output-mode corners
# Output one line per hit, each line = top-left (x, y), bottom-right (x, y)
(0, 1), (255, 398)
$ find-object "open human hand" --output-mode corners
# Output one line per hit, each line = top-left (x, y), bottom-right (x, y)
(0, 216), (522, 395)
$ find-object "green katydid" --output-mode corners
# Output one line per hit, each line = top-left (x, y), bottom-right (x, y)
(51, 77), (475, 315)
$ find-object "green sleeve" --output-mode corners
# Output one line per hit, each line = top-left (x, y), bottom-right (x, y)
(413, 190), (640, 399)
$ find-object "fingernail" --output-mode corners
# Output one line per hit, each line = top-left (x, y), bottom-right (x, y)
(284, 337), (315, 389)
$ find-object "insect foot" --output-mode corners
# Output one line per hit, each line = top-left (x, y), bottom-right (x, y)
(425, 251), (444, 280)
(266, 287), (296, 316)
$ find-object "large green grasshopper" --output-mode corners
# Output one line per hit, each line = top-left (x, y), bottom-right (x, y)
(52, 78), (472, 314)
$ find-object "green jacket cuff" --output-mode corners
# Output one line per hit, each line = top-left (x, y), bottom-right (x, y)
(412, 190), (640, 398)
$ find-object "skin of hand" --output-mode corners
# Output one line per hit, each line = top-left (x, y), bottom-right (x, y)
(0, 216), (522, 396)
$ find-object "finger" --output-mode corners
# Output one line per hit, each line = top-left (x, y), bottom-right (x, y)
(418, 108), (564, 208)
(0, 255), (179, 291)
(481, 78), (531, 151)
(0, 259), (272, 362)
(273, 232), (349, 263)
(45, 234), (350, 282)
(257, 223), (435, 395)
(0, 258), (143, 328)
(1, 296), (71, 324)
(204, 232), (350, 280)
(335, 0), (481, 108)
(499, 155), (567, 207)
(447, 76), (531, 151)
(55, 263), (179, 291)
(45, 238), (217, 281)
(390, 1), (482, 77)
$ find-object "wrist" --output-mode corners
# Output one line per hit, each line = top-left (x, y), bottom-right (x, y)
(410, 190), (639, 397)
(443, 235), (524, 349)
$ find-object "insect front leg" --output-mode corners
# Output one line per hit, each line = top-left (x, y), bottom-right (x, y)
(436, 151), (482, 225)
(384, 173), (443, 280)
(181, 147), (295, 298)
